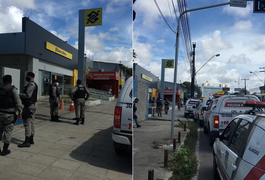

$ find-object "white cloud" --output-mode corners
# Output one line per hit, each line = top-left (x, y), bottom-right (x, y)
(244, 35), (265, 51)
(157, 39), (165, 43)
(233, 20), (252, 31)
(228, 54), (251, 64)
(2, 0), (36, 10)
(109, 27), (119, 31)
(199, 30), (232, 59)
(0, 6), (23, 33)
(134, 0), (175, 28)
(50, 30), (69, 42)
(222, 3), (252, 18)
(105, 0), (131, 13)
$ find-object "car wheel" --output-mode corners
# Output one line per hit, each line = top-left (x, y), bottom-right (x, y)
(184, 113), (187, 118)
(213, 156), (221, 180)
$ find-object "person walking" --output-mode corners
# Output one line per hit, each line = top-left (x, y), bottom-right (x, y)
(156, 97), (162, 117)
(18, 72), (38, 148)
(70, 79), (90, 125)
(164, 98), (169, 115)
(49, 79), (61, 122)
(0, 75), (23, 155)
(178, 99), (181, 111)
(133, 98), (141, 128)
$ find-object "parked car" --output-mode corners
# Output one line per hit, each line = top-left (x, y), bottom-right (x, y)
(213, 100), (265, 180)
(194, 97), (212, 126)
(204, 94), (260, 145)
(112, 77), (132, 154)
(184, 99), (200, 118)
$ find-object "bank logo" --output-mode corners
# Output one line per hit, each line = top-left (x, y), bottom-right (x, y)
(165, 59), (174, 68)
(85, 8), (102, 26)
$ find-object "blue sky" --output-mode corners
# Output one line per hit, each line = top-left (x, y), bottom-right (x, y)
(134, 0), (265, 93)
(0, 0), (132, 67)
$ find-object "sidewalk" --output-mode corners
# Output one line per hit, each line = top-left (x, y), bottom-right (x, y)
(0, 99), (132, 180)
(133, 107), (189, 180)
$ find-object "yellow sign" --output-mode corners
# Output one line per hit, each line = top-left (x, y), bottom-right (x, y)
(119, 78), (125, 86)
(142, 74), (152, 82)
(85, 8), (102, 26)
(217, 91), (224, 95)
(72, 69), (78, 86)
(165, 59), (174, 68)
(151, 88), (156, 99)
(180, 93), (183, 99)
(46, 42), (72, 60)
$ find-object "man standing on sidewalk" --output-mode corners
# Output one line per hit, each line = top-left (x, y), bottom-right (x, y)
(133, 98), (141, 128)
(18, 72), (38, 148)
(0, 75), (23, 155)
(49, 79), (61, 122)
(164, 98), (169, 115)
(70, 79), (90, 125)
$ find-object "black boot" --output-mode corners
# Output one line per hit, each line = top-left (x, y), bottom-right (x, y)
(137, 124), (141, 128)
(1, 143), (11, 156)
(73, 118), (80, 125)
(54, 115), (62, 122)
(30, 135), (34, 145)
(80, 118), (84, 125)
(50, 115), (55, 121)
(18, 136), (31, 148)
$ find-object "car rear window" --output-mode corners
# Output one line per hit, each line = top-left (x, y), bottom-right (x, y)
(188, 101), (198, 104)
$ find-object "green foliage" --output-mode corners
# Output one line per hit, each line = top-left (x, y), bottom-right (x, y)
(169, 122), (199, 180)
(183, 81), (202, 98)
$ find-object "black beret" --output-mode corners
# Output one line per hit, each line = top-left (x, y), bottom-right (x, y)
(27, 72), (35, 77)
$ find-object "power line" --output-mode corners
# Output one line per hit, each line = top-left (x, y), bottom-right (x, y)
(154, 0), (177, 34)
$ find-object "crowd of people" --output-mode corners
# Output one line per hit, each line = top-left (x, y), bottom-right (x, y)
(0, 72), (90, 156)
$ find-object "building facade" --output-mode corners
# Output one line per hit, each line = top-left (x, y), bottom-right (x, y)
(0, 17), (93, 97)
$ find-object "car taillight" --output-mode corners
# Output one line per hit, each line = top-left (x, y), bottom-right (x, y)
(214, 116), (219, 128)
(114, 106), (122, 128)
(185, 105), (187, 110)
(201, 110), (204, 116)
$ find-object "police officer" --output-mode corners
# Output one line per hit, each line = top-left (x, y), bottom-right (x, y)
(18, 72), (38, 148)
(49, 80), (61, 122)
(70, 79), (90, 125)
(0, 75), (23, 155)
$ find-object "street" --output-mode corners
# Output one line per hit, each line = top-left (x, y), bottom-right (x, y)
(197, 127), (214, 180)
(0, 99), (132, 180)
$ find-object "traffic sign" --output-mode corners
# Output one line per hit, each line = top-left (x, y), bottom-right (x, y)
(84, 8), (102, 26)
(253, 0), (265, 13)
(230, 0), (247, 8)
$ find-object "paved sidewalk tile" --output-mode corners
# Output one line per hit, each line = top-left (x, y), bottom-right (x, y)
(37, 166), (74, 180)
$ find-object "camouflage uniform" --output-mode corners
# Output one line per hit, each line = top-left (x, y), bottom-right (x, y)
(70, 84), (90, 125)
(49, 84), (60, 122)
(0, 84), (23, 154)
(18, 80), (38, 147)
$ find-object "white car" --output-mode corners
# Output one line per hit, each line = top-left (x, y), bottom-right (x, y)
(204, 94), (260, 145)
(112, 77), (132, 154)
(213, 100), (265, 180)
(184, 99), (200, 118)
(194, 98), (212, 126)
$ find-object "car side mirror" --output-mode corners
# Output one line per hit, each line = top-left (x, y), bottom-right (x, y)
(193, 106), (196, 109)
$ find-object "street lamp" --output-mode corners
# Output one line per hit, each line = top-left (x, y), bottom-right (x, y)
(196, 54), (220, 74)
(250, 71), (264, 85)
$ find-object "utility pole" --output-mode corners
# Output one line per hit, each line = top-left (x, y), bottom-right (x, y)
(241, 78), (249, 95)
(191, 42), (196, 98)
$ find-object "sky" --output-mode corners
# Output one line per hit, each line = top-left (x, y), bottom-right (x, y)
(0, 0), (132, 68)
(134, 0), (265, 94)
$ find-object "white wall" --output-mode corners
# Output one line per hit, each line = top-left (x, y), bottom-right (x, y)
(2, 67), (21, 93)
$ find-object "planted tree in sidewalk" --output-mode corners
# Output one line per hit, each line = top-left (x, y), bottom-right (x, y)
(168, 122), (199, 180)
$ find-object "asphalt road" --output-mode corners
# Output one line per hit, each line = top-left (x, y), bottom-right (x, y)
(197, 127), (215, 180)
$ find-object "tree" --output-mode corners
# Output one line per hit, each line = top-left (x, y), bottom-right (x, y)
(183, 81), (202, 98)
